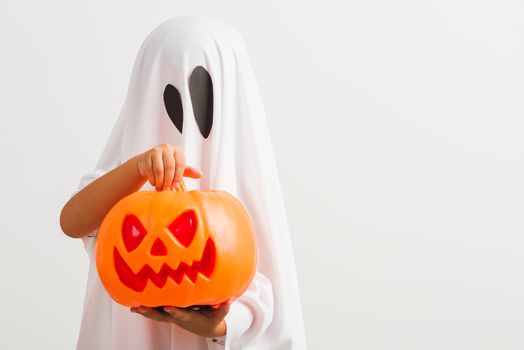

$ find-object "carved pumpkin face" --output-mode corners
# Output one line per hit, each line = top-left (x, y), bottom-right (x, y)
(95, 184), (257, 308)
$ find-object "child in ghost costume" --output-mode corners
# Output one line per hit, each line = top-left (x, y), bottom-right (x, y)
(63, 15), (307, 350)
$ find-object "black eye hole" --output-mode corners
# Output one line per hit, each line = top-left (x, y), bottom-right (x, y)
(189, 66), (213, 138)
(163, 84), (183, 134)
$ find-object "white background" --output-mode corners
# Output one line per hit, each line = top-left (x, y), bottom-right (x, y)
(1, 1), (523, 349)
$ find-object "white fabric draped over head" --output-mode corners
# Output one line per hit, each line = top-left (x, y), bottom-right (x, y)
(74, 14), (307, 350)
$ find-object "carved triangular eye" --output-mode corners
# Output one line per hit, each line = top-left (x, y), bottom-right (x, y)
(122, 214), (148, 252)
(167, 210), (197, 247)
(164, 84), (183, 133)
(189, 66), (213, 138)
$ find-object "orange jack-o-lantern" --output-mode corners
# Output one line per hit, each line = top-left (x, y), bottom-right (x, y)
(95, 181), (257, 308)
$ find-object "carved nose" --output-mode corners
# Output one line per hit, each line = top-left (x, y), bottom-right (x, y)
(150, 238), (167, 256)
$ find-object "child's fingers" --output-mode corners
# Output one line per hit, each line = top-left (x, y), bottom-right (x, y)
(162, 152), (175, 190)
(132, 307), (172, 323)
(151, 150), (165, 191)
(163, 306), (192, 323)
(172, 147), (186, 188)
(143, 156), (156, 188)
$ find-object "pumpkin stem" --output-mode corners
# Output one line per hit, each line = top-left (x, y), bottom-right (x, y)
(176, 179), (187, 192)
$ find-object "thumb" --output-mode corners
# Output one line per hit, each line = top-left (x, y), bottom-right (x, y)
(183, 165), (203, 179)
(214, 300), (232, 318)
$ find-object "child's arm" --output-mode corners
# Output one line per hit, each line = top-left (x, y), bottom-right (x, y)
(60, 144), (201, 239)
(60, 154), (145, 239)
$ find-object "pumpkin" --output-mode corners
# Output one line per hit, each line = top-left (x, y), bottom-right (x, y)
(95, 180), (257, 308)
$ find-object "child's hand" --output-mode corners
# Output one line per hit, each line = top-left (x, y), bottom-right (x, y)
(130, 300), (231, 338)
(136, 144), (202, 191)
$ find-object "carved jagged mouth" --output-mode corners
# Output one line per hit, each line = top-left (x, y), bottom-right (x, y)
(114, 239), (216, 292)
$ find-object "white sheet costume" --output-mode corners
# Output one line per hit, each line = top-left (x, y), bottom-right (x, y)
(71, 14), (307, 350)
